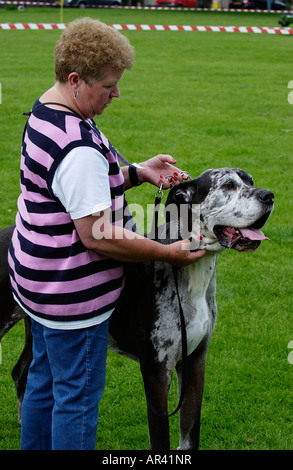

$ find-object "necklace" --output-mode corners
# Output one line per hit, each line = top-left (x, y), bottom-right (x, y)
(53, 87), (101, 140)
(54, 85), (87, 120)
(54, 85), (72, 108)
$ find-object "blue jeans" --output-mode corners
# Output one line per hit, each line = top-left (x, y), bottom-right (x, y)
(21, 318), (109, 450)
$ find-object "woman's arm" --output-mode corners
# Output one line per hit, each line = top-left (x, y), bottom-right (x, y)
(74, 209), (206, 267)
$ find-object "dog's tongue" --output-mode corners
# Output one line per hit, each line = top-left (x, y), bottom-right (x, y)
(239, 227), (269, 241)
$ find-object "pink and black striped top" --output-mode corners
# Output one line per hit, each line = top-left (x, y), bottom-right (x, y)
(8, 101), (128, 323)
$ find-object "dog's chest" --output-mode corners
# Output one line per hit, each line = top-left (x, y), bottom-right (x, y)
(151, 256), (217, 369)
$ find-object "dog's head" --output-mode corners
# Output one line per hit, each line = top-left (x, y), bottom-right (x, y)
(165, 168), (274, 253)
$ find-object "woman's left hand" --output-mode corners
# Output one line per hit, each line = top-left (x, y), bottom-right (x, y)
(138, 154), (190, 188)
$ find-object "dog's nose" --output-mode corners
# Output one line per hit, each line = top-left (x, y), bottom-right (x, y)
(258, 190), (274, 205)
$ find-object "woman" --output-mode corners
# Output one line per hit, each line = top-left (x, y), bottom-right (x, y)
(8, 18), (206, 450)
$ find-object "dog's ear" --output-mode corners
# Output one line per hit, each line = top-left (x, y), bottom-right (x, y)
(166, 174), (211, 207)
(166, 182), (194, 207)
(170, 185), (194, 204)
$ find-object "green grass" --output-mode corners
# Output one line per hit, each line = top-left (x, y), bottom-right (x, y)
(0, 7), (292, 450)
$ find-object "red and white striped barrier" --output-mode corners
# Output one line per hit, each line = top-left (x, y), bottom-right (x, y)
(0, 22), (66, 28)
(1, 23), (293, 34)
(112, 24), (293, 33)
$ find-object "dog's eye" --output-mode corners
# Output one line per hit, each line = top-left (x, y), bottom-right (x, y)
(223, 181), (236, 190)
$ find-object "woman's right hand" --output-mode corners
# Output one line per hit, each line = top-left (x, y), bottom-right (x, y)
(164, 239), (206, 267)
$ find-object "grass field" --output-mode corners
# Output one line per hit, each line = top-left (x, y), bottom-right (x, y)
(0, 7), (292, 451)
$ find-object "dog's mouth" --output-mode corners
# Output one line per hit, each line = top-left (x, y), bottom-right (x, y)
(213, 214), (271, 252)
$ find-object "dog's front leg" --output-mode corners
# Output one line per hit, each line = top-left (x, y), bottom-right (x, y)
(176, 345), (208, 450)
(141, 364), (172, 450)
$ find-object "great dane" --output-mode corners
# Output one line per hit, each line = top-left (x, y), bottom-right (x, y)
(0, 168), (274, 450)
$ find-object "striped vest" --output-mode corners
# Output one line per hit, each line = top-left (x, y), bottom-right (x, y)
(8, 101), (130, 322)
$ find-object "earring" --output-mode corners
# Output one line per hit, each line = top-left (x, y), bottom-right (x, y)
(73, 90), (79, 100)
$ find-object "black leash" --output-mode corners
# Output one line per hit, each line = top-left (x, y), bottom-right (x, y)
(151, 182), (164, 241)
(142, 182), (189, 418)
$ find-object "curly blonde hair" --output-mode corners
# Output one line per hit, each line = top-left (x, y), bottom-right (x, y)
(55, 18), (135, 84)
